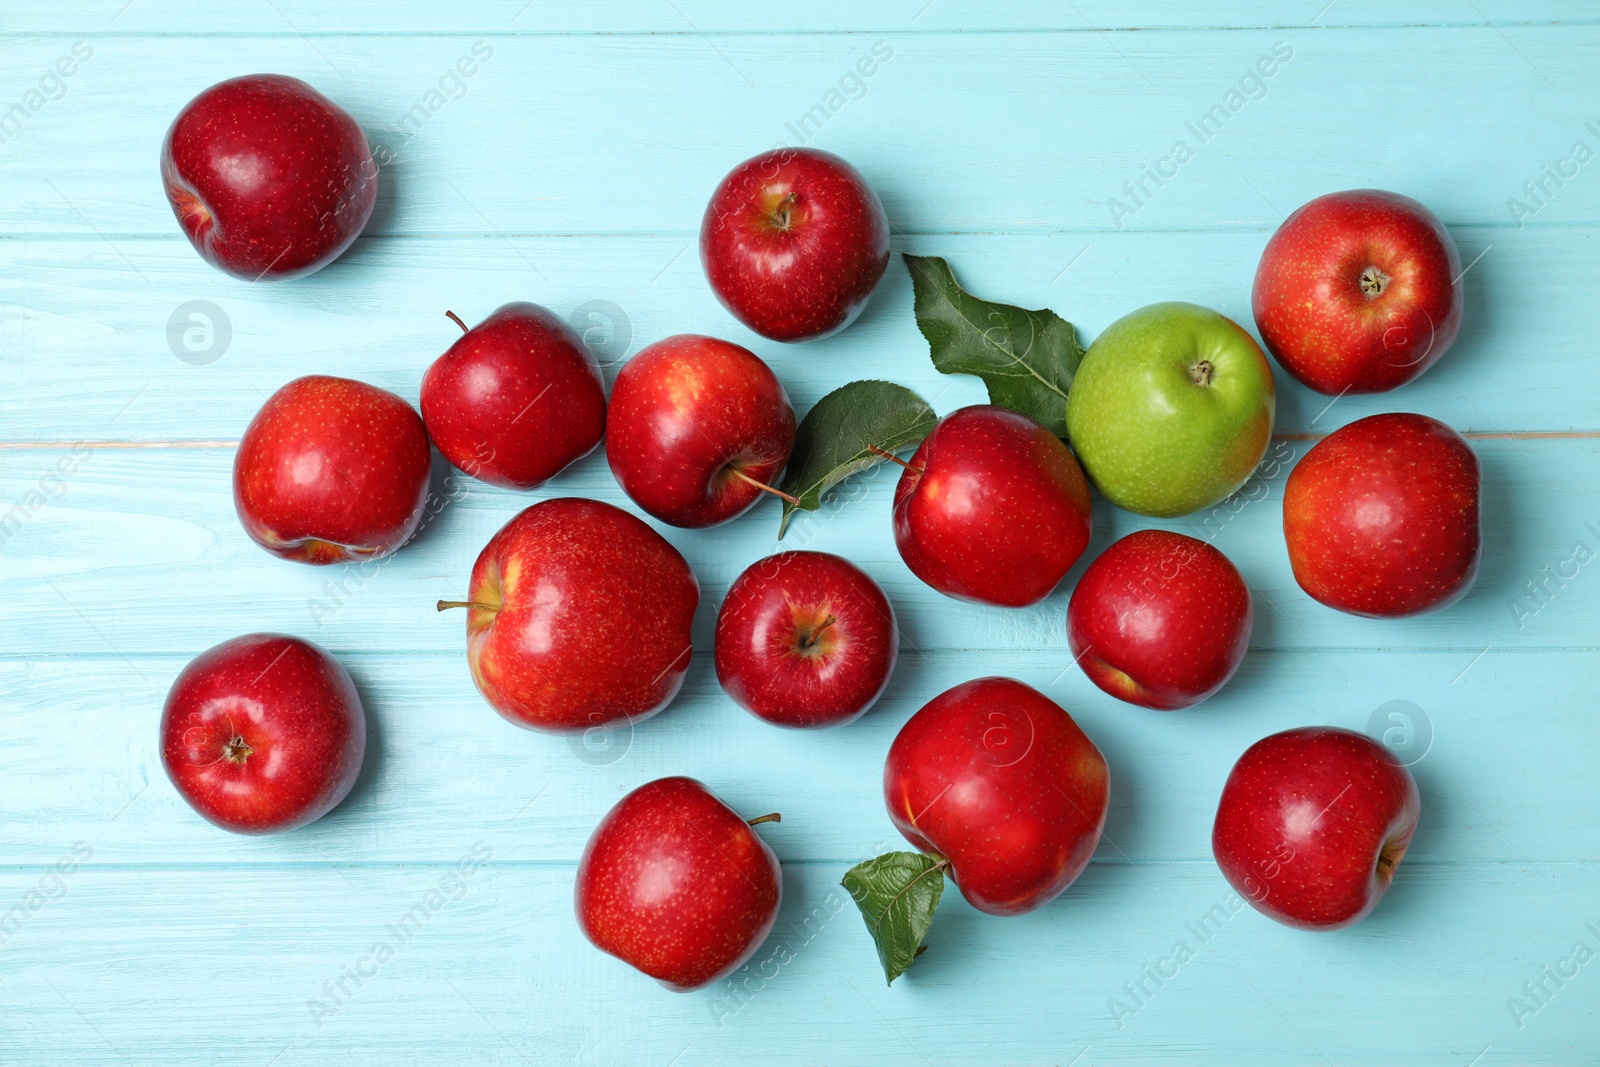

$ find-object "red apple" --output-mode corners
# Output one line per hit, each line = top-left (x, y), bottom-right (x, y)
(234, 375), (432, 565)
(700, 147), (890, 342)
(440, 498), (698, 732)
(891, 405), (1092, 607)
(1253, 189), (1463, 394)
(605, 335), (796, 528)
(715, 551), (898, 728)
(161, 75), (377, 281)
(886, 677), (1109, 915)
(1212, 726), (1421, 930)
(576, 776), (782, 991)
(1284, 412), (1480, 617)
(161, 633), (366, 834)
(1067, 530), (1252, 710)
(420, 303), (606, 490)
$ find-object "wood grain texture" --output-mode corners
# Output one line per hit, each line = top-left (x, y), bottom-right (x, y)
(0, 438), (1594, 656)
(2, 863), (1595, 1066)
(3, 226), (1595, 440)
(5, 0), (1594, 34)
(3, 26), (1599, 237)
(0, 649), (1594, 865)
(2, 4), (1596, 1065)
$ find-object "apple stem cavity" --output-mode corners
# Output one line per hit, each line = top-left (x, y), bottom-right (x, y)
(770, 191), (800, 231)
(444, 310), (469, 334)
(1189, 360), (1216, 387)
(866, 443), (924, 474)
(747, 813), (782, 826)
(800, 614), (838, 650)
(729, 467), (801, 506)
(1359, 265), (1392, 299)
(1375, 838), (1408, 885)
(170, 187), (213, 229)
(221, 735), (253, 765)
(436, 599), (498, 613)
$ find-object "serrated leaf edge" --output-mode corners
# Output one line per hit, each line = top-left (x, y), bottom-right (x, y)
(904, 253), (1075, 403)
(841, 852), (949, 985)
(776, 380), (937, 538)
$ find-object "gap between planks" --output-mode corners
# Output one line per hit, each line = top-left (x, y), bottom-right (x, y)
(13, 19), (1600, 39)
(4, 431), (1600, 451)
(5, 220), (1595, 238)
(0, 858), (1586, 873)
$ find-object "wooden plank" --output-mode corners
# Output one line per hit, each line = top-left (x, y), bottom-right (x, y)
(0, 648), (1592, 865)
(1, 226), (1590, 441)
(2, 26), (1596, 237)
(4, 6), (1597, 1065)
(5, 0), (1594, 35)
(1, 860), (1592, 1065)
(0, 438), (1594, 655)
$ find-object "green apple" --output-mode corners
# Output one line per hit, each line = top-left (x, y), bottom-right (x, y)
(1066, 302), (1275, 518)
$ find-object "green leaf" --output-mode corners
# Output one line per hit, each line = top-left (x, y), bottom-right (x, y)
(777, 380), (938, 538)
(904, 253), (1084, 437)
(841, 851), (947, 985)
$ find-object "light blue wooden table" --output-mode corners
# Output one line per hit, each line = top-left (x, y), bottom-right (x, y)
(3, 3), (1597, 1063)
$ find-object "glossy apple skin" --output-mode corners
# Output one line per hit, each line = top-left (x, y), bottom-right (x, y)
(605, 335), (796, 528)
(700, 147), (890, 342)
(885, 677), (1109, 916)
(234, 375), (432, 565)
(420, 302), (607, 490)
(1213, 726), (1421, 930)
(576, 776), (782, 991)
(892, 405), (1092, 607)
(1284, 413), (1481, 617)
(161, 75), (377, 281)
(1253, 189), (1463, 395)
(160, 633), (366, 834)
(456, 498), (698, 732)
(715, 551), (898, 728)
(1068, 530), (1252, 710)
(1066, 302), (1276, 518)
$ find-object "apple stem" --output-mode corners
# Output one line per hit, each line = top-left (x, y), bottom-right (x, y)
(801, 614), (837, 649)
(730, 468), (800, 506)
(747, 813), (782, 826)
(444, 310), (469, 334)
(867, 443), (923, 473)
(436, 599), (497, 613)
(772, 191), (799, 231)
